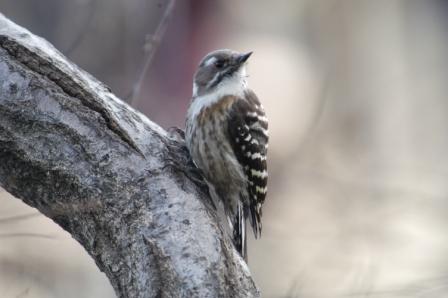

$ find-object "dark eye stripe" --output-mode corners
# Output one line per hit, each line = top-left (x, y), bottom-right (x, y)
(215, 60), (225, 68)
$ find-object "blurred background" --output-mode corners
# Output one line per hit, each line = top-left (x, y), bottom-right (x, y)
(1, 0), (448, 297)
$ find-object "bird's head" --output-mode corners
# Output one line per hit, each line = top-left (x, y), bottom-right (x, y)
(192, 49), (252, 97)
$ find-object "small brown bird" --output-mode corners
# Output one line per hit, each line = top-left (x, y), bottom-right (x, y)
(185, 49), (269, 260)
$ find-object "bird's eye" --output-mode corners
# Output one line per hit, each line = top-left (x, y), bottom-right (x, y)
(214, 60), (225, 68)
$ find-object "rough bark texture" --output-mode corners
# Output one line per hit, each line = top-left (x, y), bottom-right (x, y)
(0, 14), (259, 298)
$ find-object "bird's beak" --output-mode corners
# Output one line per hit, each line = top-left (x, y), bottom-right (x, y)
(236, 52), (253, 65)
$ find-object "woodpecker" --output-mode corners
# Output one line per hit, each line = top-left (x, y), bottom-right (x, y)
(185, 49), (269, 260)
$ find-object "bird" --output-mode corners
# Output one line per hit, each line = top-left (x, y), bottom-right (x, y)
(185, 49), (269, 261)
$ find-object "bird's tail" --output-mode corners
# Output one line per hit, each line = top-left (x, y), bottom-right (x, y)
(232, 202), (247, 261)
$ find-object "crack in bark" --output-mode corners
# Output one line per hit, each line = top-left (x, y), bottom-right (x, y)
(0, 36), (144, 157)
(143, 236), (183, 297)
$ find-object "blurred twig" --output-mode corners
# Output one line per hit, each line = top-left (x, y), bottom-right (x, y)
(0, 233), (57, 240)
(126, 0), (177, 106)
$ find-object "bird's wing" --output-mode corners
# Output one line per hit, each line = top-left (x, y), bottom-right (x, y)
(227, 89), (269, 237)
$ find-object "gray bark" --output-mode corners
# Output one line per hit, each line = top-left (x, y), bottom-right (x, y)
(0, 13), (259, 298)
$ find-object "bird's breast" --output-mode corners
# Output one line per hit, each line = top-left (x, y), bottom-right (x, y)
(186, 96), (246, 194)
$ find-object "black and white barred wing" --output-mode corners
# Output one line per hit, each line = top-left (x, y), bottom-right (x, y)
(228, 90), (269, 237)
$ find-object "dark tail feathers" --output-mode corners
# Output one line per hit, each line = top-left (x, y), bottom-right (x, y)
(233, 203), (247, 261)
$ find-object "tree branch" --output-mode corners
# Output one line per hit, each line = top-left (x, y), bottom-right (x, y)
(0, 13), (259, 298)
(127, 0), (177, 106)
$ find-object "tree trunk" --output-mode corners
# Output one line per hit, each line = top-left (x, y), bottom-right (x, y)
(0, 13), (259, 298)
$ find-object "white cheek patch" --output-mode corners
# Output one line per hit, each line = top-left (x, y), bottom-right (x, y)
(240, 66), (247, 77)
(204, 56), (217, 66)
(238, 66), (248, 88)
(206, 71), (221, 89)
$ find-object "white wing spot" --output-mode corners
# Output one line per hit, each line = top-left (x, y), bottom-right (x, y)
(251, 126), (269, 137)
(257, 115), (269, 123)
(251, 169), (268, 179)
(251, 139), (259, 145)
(251, 152), (266, 161)
(255, 186), (267, 194)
